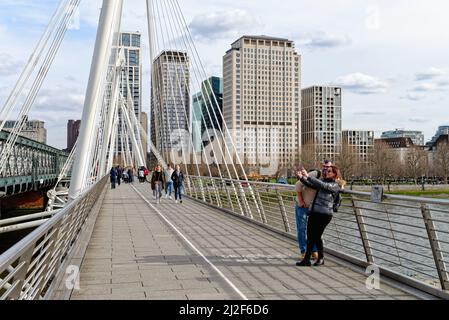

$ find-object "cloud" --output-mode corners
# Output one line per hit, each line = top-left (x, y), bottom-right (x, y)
(401, 92), (426, 101)
(409, 118), (431, 124)
(333, 73), (388, 95)
(415, 67), (446, 81)
(353, 111), (386, 116)
(296, 31), (351, 50)
(189, 9), (261, 40)
(0, 53), (23, 76)
(34, 88), (85, 113)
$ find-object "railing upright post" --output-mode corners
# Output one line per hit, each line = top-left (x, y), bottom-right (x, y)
(276, 190), (291, 233)
(352, 197), (375, 264)
(253, 187), (267, 224)
(421, 204), (449, 291)
(6, 247), (34, 300)
(224, 179), (235, 212)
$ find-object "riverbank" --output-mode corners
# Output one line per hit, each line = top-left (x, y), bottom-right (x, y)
(352, 185), (449, 199)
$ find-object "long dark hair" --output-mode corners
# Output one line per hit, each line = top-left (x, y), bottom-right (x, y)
(328, 166), (342, 180)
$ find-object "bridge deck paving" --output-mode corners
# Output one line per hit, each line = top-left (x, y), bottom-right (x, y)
(70, 184), (420, 300)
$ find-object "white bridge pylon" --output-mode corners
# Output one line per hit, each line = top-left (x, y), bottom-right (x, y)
(69, 0), (255, 202)
(1, 0), (259, 217)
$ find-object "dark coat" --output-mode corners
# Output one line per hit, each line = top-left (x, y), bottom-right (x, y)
(300, 177), (341, 216)
(151, 171), (166, 191)
(171, 171), (185, 188)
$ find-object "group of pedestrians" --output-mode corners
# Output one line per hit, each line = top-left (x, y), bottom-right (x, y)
(151, 164), (185, 204)
(110, 166), (136, 188)
(295, 160), (345, 267)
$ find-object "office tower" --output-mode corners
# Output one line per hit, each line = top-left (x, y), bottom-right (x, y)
(223, 36), (301, 170)
(151, 50), (190, 162)
(301, 86), (342, 163)
(192, 92), (203, 153)
(192, 76), (224, 152)
(427, 125), (449, 147)
(106, 32), (143, 166)
(381, 129), (425, 147)
(1, 117), (47, 144)
(67, 120), (81, 151)
(342, 130), (374, 163)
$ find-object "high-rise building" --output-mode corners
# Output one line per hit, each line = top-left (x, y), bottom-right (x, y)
(381, 129), (424, 147)
(67, 120), (81, 151)
(301, 86), (342, 163)
(223, 36), (301, 170)
(107, 32), (143, 165)
(192, 92), (203, 153)
(342, 130), (374, 163)
(140, 112), (148, 165)
(151, 50), (190, 163)
(427, 125), (449, 147)
(192, 76), (224, 152)
(1, 117), (47, 144)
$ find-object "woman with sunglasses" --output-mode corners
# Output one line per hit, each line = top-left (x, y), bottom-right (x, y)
(296, 165), (343, 267)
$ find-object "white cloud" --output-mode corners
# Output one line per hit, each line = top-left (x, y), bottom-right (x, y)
(415, 67), (446, 81)
(295, 31), (351, 50)
(401, 92), (426, 101)
(333, 73), (388, 95)
(0, 53), (23, 76)
(189, 9), (262, 40)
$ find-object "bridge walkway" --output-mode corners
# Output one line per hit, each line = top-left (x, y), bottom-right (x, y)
(65, 183), (421, 300)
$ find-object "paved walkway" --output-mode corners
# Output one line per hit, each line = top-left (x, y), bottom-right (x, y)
(70, 183), (420, 300)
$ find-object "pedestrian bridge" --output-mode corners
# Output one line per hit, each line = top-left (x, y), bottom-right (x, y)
(1, 178), (448, 300)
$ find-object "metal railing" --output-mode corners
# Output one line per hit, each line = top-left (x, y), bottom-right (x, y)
(186, 176), (449, 297)
(0, 176), (107, 300)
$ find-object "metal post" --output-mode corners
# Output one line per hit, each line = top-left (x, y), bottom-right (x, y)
(69, 0), (122, 200)
(421, 204), (449, 290)
(352, 197), (375, 264)
(276, 190), (291, 233)
(254, 188), (267, 224)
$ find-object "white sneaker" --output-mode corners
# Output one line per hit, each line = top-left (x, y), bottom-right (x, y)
(175, 200), (178, 204)
(170, 196), (173, 200)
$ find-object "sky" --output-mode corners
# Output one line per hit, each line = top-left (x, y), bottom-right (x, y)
(0, 0), (448, 149)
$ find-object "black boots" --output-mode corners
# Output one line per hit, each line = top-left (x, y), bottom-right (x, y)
(296, 259), (312, 267)
(313, 259), (325, 267)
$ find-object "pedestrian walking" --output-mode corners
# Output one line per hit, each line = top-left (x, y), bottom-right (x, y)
(110, 167), (118, 189)
(151, 165), (166, 204)
(116, 166), (122, 186)
(297, 165), (343, 267)
(171, 165), (185, 204)
(165, 164), (175, 199)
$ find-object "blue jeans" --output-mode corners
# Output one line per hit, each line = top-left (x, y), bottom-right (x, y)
(174, 186), (182, 201)
(166, 181), (173, 196)
(295, 205), (317, 254)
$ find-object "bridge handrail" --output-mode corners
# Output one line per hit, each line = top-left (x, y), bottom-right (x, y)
(186, 175), (449, 298)
(0, 176), (108, 300)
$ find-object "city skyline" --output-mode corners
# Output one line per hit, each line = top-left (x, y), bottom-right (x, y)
(0, 0), (448, 149)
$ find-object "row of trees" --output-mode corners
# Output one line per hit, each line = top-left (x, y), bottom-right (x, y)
(335, 141), (449, 184)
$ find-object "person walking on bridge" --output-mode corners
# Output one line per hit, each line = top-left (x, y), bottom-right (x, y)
(171, 164), (185, 204)
(151, 165), (166, 204)
(165, 164), (175, 200)
(297, 165), (343, 267)
(110, 167), (118, 189)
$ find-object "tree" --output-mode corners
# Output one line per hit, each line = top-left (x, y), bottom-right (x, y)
(336, 142), (359, 180)
(434, 140), (449, 184)
(371, 142), (398, 184)
(406, 147), (428, 184)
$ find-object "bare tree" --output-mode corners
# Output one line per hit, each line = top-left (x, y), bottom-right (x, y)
(371, 142), (398, 184)
(434, 141), (449, 184)
(336, 142), (358, 180)
(300, 143), (322, 171)
(406, 147), (427, 184)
